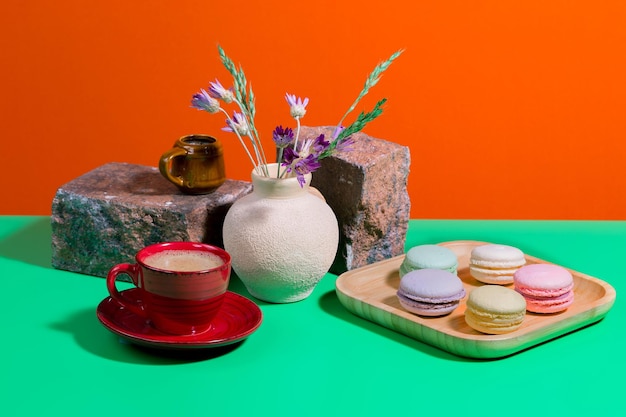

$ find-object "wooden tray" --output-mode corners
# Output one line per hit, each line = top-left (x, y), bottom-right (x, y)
(335, 240), (616, 359)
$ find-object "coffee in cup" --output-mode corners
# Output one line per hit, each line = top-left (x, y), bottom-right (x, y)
(106, 242), (231, 335)
(143, 249), (224, 272)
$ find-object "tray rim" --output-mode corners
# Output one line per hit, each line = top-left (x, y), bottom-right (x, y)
(335, 240), (617, 359)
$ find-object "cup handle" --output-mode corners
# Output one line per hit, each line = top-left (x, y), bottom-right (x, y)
(106, 263), (146, 318)
(159, 147), (187, 187)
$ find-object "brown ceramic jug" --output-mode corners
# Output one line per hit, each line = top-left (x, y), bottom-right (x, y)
(159, 134), (226, 194)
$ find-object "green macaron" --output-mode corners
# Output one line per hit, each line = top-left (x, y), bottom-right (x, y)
(399, 244), (458, 278)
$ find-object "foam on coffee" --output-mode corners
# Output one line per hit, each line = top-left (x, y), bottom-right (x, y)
(144, 250), (224, 272)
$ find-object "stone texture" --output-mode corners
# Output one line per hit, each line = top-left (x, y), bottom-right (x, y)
(51, 162), (252, 278)
(301, 126), (411, 274)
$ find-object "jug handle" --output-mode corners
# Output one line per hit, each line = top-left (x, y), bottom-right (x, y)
(159, 147), (187, 187)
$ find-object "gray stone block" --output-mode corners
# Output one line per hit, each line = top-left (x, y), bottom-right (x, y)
(301, 126), (411, 274)
(51, 162), (252, 278)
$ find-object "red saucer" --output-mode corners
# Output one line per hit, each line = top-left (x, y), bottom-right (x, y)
(96, 288), (263, 349)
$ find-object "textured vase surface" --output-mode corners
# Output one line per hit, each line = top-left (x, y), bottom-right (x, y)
(222, 163), (339, 303)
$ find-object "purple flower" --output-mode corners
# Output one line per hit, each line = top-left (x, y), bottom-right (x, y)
(282, 146), (298, 164)
(191, 89), (220, 114)
(209, 79), (235, 103)
(222, 112), (249, 136)
(332, 125), (345, 140)
(285, 154), (321, 186)
(311, 134), (330, 155)
(281, 146), (322, 186)
(293, 134), (329, 160)
(272, 125), (294, 148)
(293, 155), (322, 185)
(285, 93), (309, 119)
(335, 136), (355, 153)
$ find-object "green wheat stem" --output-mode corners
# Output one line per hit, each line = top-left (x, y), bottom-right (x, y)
(219, 45), (269, 175)
(321, 98), (387, 158)
(335, 49), (404, 132)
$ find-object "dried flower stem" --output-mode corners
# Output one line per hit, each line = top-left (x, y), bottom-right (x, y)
(293, 118), (302, 153)
(194, 45), (403, 185)
(217, 108), (257, 167)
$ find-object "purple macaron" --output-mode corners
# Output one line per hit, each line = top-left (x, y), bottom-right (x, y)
(397, 269), (466, 317)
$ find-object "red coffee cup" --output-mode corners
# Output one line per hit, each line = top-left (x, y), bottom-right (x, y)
(106, 242), (231, 335)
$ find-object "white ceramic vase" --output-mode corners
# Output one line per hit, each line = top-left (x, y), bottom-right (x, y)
(222, 163), (339, 303)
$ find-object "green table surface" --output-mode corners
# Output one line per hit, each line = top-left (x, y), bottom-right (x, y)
(1, 216), (624, 417)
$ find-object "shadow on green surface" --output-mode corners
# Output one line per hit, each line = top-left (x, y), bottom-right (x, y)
(318, 290), (478, 362)
(0, 217), (52, 268)
(50, 307), (244, 364)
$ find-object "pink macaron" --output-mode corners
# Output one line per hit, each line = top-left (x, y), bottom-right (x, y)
(514, 263), (574, 314)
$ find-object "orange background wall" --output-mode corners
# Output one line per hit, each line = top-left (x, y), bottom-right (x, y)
(1, 1), (625, 219)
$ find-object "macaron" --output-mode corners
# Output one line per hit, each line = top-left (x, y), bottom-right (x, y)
(465, 285), (527, 334)
(469, 244), (526, 285)
(399, 244), (458, 278)
(397, 268), (466, 317)
(514, 263), (575, 314)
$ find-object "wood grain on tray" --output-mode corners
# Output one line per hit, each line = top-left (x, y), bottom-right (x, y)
(335, 240), (616, 359)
